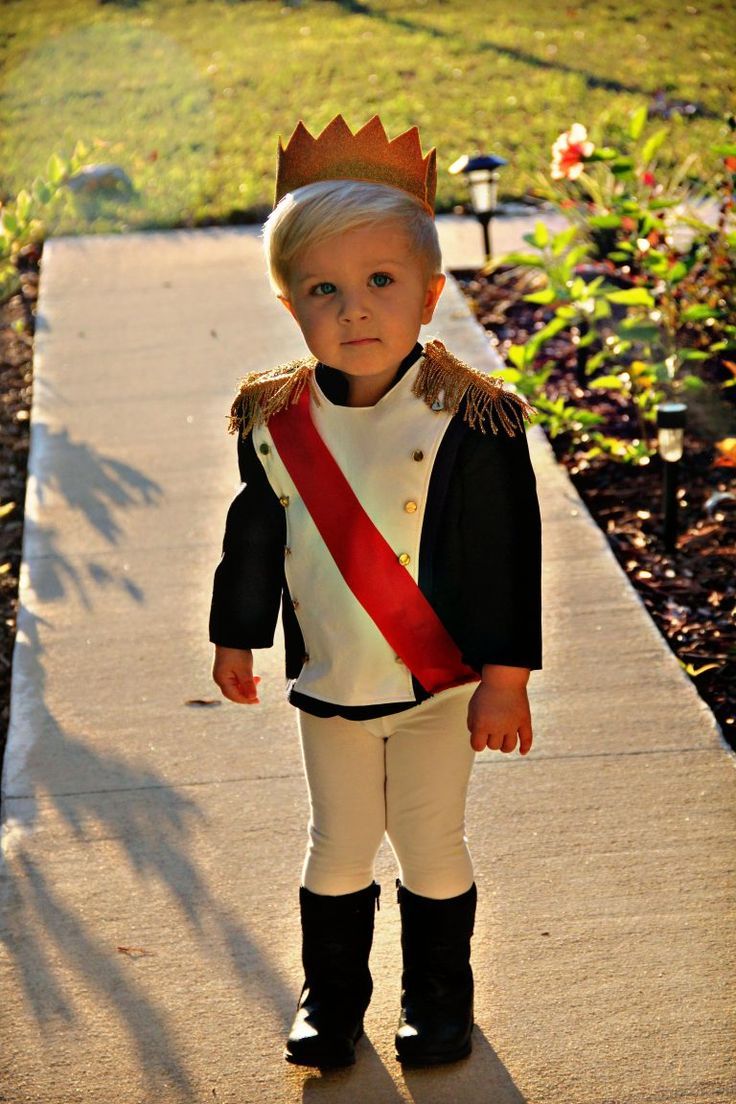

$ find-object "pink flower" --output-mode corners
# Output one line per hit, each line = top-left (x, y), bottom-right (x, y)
(551, 123), (595, 180)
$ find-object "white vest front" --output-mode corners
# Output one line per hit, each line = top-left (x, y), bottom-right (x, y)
(251, 357), (454, 706)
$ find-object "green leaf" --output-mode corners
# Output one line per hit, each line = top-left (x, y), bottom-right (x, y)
(507, 345), (528, 369)
(551, 225), (578, 256)
(610, 157), (635, 175)
(606, 287), (655, 307)
(629, 104), (648, 141)
(589, 375), (626, 390)
(585, 349), (610, 372)
(681, 374), (706, 389)
(16, 189), (32, 223)
(647, 197), (680, 211)
(555, 304), (578, 320)
(523, 287), (557, 304)
(641, 127), (668, 164)
(500, 251), (545, 267)
(531, 221), (549, 248)
(711, 143), (736, 157)
(46, 152), (68, 185)
(588, 214), (623, 229)
(617, 322), (661, 342)
(566, 244), (592, 267)
(680, 304), (720, 322)
(668, 261), (688, 283)
(71, 138), (90, 164)
(492, 367), (522, 383)
(32, 178), (52, 205)
(608, 250), (634, 262)
(535, 315), (570, 343)
(1, 211), (18, 235)
(678, 348), (709, 360)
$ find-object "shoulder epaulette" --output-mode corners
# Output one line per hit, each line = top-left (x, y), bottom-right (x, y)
(228, 340), (536, 438)
(414, 338), (537, 436)
(228, 354), (318, 436)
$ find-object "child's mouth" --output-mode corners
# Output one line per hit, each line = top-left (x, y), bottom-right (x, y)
(343, 338), (379, 345)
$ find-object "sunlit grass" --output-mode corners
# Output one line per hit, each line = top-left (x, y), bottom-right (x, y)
(0, 0), (733, 234)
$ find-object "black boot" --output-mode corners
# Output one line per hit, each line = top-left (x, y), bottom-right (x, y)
(394, 879), (477, 1067)
(284, 882), (381, 1068)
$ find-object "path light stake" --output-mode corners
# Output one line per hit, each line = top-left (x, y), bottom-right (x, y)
(449, 153), (508, 263)
(656, 402), (687, 553)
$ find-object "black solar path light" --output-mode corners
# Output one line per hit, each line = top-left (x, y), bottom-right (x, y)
(449, 153), (508, 263)
(656, 401), (687, 553)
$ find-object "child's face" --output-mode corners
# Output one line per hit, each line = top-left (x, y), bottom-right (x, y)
(279, 219), (445, 389)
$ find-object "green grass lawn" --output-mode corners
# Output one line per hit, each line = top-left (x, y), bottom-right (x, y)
(0, 0), (733, 235)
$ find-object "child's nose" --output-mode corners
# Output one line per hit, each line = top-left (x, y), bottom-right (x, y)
(338, 290), (370, 323)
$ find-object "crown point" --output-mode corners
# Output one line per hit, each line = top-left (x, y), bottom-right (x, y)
(357, 115), (388, 141)
(274, 112), (437, 216)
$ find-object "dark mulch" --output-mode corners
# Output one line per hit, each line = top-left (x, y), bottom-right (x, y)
(0, 246), (734, 770)
(0, 243), (38, 767)
(454, 265), (736, 749)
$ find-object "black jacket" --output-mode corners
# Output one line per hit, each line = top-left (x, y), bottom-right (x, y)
(209, 344), (542, 718)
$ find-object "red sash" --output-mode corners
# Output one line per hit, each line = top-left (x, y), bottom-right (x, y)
(268, 386), (480, 694)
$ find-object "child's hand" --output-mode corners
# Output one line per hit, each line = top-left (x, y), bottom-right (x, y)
(467, 667), (533, 755)
(212, 646), (261, 705)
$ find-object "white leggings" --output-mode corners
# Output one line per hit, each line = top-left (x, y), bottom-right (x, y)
(297, 683), (477, 901)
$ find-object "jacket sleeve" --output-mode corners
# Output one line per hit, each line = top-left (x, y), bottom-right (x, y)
(435, 421), (543, 671)
(208, 429), (287, 649)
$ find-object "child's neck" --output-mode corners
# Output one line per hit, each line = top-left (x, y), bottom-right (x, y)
(344, 364), (401, 407)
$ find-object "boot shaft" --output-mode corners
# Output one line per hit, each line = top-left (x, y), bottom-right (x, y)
(396, 880), (476, 976)
(300, 882), (381, 979)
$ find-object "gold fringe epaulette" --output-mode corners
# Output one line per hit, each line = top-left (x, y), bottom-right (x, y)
(228, 354), (318, 436)
(414, 338), (537, 436)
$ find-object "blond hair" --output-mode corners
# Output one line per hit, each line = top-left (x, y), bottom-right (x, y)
(262, 179), (442, 295)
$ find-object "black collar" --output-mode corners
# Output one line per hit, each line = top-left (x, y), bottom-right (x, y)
(315, 342), (424, 406)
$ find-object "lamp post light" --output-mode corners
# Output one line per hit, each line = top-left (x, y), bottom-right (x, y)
(656, 401), (687, 553)
(449, 153), (508, 263)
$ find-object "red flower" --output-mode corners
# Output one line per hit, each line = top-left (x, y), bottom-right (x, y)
(641, 170), (656, 187)
(621, 215), (637, 233)
(551, 123), (595, 181)
(725, 155), (736, 173)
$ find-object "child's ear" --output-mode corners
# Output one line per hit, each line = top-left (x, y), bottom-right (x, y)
(278, 294), (297, 321)
(421, 273), (446, 325)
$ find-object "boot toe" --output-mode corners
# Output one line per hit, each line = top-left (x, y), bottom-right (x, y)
(395, 1015), (473, 1066)
(284, 1035), (357, 1068)
(285, 1004), (363, 1068)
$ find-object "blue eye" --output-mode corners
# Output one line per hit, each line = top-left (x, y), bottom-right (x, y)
(311, 282), (336, 296)
(370, 272), (393, 288)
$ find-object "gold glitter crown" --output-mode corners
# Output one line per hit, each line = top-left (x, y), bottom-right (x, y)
(275, 114), (437, 216)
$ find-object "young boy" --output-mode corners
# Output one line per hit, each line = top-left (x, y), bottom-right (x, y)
(209, 115), (542, 1069)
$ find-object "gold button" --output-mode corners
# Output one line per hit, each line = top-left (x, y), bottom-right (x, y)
(395, 655), (405, 665)
(292, 598), (299, 609)
(398, 552), (410, 566)
(284, 546), (291, 556)
(259, 442), (270, 455)
(412, 449), (424, 462)
(404, 500), (418, 514)
(303, 652), (310, 663)
(279, 495), (290, 507)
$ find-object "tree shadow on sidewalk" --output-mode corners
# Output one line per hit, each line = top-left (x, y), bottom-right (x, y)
(1, 424), (297, 1097)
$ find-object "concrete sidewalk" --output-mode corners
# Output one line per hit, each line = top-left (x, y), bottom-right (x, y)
(1, 215), (734, 1104)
